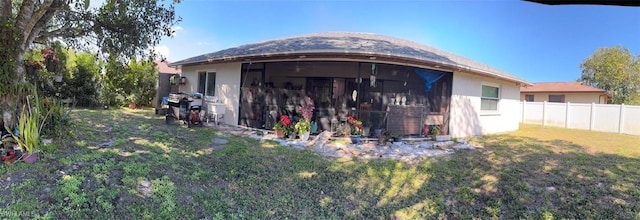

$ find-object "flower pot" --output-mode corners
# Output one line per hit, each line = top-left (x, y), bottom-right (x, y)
(374, 129), (383, 137)
(46, 62), (57, 72)
(362, 127), (371, 137)
(435, 135), (451, 142)
(299, 132), (310, 141)
(274, 129), (285, 138)
(25, 66), (37, 75)
(54, 75), (63, 82)
(129, 103), (136, 109)
(310, 121), (318, 134)
(350, 135), (361, 144)
(23, 152), (40, 163)
(0, 149), (16, 162)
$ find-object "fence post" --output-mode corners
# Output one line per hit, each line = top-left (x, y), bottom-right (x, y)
(589, 102), (595, 131)
(542, 101), (547, 126)
(565, 102), (570, 128)
(521, 101), (526, 123)
(618, 104), (625, 134)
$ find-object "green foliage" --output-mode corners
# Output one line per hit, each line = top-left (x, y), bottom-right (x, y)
(9, 107), (43, 153)
(126, 59), (158, 106)
(6, 86), (51, 153)
(294, 120), (311, 135)
(101, 58), (158, 107)
(1, 0), (180, 127)
(69, 53), (102, 107)
(40, 98), (74, 138)
(580, 46), (640, 105)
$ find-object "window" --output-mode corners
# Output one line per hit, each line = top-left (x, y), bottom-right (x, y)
(548, 95), (565, 103)
(481, 85), (500, 111)
(524, 94), (534, 102)
(198, 72), (216, 96)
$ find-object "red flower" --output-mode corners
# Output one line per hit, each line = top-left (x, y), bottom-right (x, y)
(280, 115), (291, 126)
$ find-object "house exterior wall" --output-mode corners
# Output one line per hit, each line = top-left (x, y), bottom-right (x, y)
(177, 61), (522, 137)
(519, 92), (607, 104)
(179, 62), (242, 125)
(450, 71), (520, 137)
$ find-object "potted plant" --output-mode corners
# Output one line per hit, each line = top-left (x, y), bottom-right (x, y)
(361, 120), (372, 137)
(377, 130), (390, 145)
(273, 115), (291, 138)
(7, 106), (50, 163)
(126, 94), (137, 109)
(294, 96), (315, 141)
(347, 115), (363, 144)
(24, 60), (42, 76)
(432, 125), (451, 141)
(294, 120), (311, 141)
(42, 49), (59, 73)
(390, 132), (402, 144)
(54, 74), (63, 82)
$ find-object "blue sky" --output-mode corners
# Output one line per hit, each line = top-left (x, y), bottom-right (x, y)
(157, 0), (640, 83)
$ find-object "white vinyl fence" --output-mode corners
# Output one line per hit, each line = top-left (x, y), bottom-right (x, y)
(519, 101), (640, 136)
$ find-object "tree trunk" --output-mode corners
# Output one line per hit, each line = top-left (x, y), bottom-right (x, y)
(0, 23), (27, 131)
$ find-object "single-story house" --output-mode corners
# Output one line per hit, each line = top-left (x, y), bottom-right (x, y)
(520, 82), (610, 104)
(169, 32), (530, 137)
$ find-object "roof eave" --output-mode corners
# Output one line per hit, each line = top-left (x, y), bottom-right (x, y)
(171, 51), (531, 86)
(520, 90), (608, 93)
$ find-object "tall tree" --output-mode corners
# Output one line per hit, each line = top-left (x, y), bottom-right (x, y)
(0, 0), (180, 127)
(580, 46), (640, 105)
(69, 52), (101, 107)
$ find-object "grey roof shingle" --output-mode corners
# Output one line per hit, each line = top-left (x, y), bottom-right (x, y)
(171, 32), (529, 84)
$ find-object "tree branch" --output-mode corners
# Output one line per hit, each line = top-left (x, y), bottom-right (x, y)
(24, 0), (56, 37)
(14, 0), (36, 31)
(23, 2), (59, 49)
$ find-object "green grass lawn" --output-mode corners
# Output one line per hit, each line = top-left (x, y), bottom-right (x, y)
(1, 109), (639, 219)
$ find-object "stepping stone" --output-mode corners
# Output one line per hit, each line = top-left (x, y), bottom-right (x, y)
(211, 138), (228, 145)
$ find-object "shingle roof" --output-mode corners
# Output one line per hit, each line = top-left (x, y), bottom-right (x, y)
(156, 60), (180, 74)
(521, 82), (608, 93)
(171, 32), (529, 84)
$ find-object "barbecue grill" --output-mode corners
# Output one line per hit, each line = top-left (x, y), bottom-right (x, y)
(165, 92), (203, 127)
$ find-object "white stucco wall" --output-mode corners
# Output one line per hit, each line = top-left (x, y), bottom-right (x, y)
(179, 62), (242, 125)
(519, 92), (608, 104)
(449, 71), (521, 137)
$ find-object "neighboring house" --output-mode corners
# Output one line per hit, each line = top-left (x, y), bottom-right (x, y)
(170, 32), (530, 137)
(520, 82), (610, 104)
(154, 60), (181, 110)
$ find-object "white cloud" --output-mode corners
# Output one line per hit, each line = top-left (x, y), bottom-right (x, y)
(154, 45), (170, 59)
(196, 41), (210, 46)
(170, 26), (184, 37)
